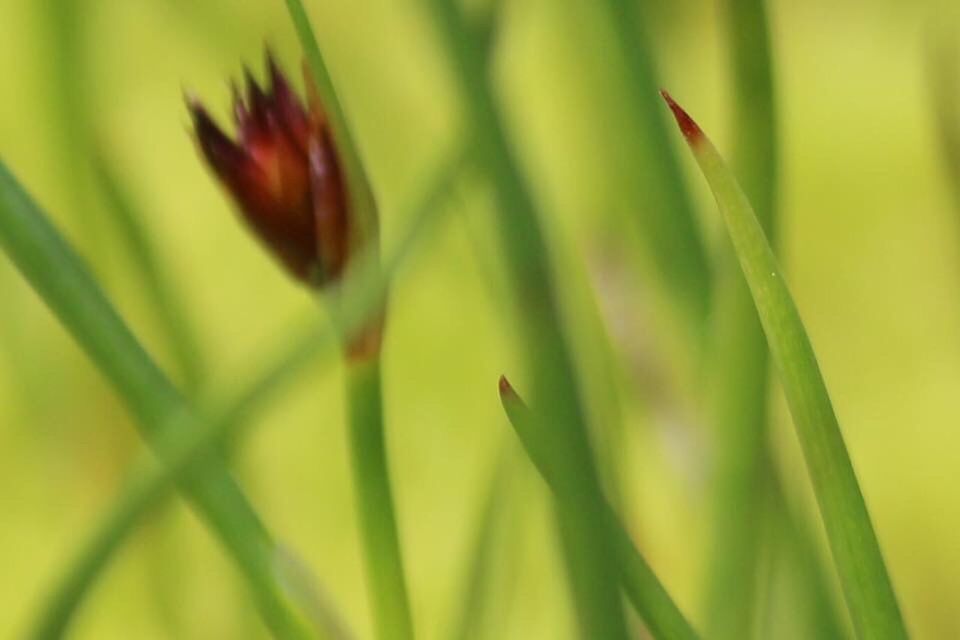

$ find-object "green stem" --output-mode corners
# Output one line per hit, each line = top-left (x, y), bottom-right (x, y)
(345, 356), (414, 640)
(663, 93), (909, 639)
(703, 0), (777, 636)
(422, 3), (630, 638)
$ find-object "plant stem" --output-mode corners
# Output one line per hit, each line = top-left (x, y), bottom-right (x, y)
(703, 0), (777, 636)
(663, 92), (909, 639)
(345, 356), (414, 640)
(422, 3), (630, 638)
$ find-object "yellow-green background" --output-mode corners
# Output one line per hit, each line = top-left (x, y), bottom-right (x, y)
(0, 0), (958, 637)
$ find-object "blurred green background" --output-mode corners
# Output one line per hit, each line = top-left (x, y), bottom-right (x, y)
(1, 0), (959, 637)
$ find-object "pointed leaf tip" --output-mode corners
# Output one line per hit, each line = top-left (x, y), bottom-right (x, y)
(659, 90), (704, 144)
(498, 375), (515, 399)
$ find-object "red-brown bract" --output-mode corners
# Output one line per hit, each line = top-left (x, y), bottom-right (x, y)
(188, 52), (349, 287)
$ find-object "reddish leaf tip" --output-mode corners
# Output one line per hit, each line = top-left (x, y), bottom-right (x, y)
(498, 375), (515, 399)
(659, 89), (704, 144)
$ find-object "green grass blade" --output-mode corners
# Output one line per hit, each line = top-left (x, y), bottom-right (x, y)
(92, 153), (205, 393)
(27, 142), (470, 638)
(0, 159), (312, 640)
(498, 378), (699, 640)
(588, 0), (712, 335)
(702, 0), (778, 636)
(422, 3), (630, 638)
(662, 92), (909, 639)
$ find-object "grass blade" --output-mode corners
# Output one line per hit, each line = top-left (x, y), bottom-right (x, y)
(422, 3), (630, 638)
(702, 0), (778, 636)
(662, 91), (909, 639)
(27, 142), (470, 638)
(586, 0), (712, 336)
(498, 377), (699, 640)
(0, 159), (311, 640)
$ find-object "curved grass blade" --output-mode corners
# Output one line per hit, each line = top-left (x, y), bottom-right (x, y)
(0, 159), (311, 640)
(661, 91), (909, 640)
(498, 377), (699, 640)
(702, 0), (778, 635)
(27, 142), (470, 638)
(422, 3), (630, 637)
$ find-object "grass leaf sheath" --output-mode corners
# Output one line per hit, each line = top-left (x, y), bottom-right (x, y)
(662, 91), (909, 640)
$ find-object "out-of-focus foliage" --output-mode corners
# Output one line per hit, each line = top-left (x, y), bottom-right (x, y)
(0, 0), (958, 638)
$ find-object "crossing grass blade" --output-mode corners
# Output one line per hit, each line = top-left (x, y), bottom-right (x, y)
(662, 91), (909, 640)
(0, 159), (312, 639)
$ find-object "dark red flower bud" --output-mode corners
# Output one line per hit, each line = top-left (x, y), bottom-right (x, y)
(188, 52), (349, 286)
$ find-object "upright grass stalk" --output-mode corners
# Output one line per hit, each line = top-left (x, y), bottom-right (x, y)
(662, 92), (909, 639)
(702, 0), (778, 636)
(581, 0), (712, 337)
(344, 357), (414, 640)
(422, 3), (629, 638)
(26, 142), (470, 638)
(282, 3), (414, 637)
(0, 160), (312, 640)
(498, 378), (699, 640)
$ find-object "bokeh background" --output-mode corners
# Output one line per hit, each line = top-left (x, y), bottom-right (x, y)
(1, 0), (959, 637)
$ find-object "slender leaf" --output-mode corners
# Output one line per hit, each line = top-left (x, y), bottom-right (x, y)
(584, 0), (712, 336)
(421, 2), (630, 638)
(702, 0), (778, 635)
(662, 92), (909, 640)
(498, 378), (699, 640)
